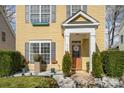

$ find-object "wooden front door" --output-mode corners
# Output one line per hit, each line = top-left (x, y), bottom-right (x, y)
(72, 44), (82, 70)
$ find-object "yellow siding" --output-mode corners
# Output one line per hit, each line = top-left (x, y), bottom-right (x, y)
(71, 15), (90, 22)
(88, 5), (105, 51)
(16, 5), (105, 71)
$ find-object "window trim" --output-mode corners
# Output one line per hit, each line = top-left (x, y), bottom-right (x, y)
(70, 5), (83, 16)
(29, 40), (51, 64)
(29, 5), (52, 23)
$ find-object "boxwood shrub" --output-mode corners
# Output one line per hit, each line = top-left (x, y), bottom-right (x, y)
(62, 52), (72, 77)
(0, 51), (24, 77)
(101, 51), (124, 77)
(92, 52), (104, 78)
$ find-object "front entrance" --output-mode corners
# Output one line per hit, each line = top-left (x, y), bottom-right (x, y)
(72, 41), (82, 70)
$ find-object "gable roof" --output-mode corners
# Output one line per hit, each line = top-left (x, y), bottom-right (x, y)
(62, 10), (99, 27)
(0, 6), (15, 38)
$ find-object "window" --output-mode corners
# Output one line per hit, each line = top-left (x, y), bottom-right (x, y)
(29, 41), (51, 64)
(67, 5), (87, 18)
(2, 32), (6, 42)
(121, 35), (123, 44)
(30, 5), (40, 23)
(30, 5), (50, 23)
(71, 5), (82, 16)
(41, 5), (50, 23)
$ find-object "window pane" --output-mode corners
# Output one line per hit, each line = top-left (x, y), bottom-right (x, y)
(31, 14), (40, 23)
(41, 43), (50, 53)
(30, 5), (40, 14)
(72, 5), (81, 15)
(42, 54), (50, 64)
(30, 43), (39, 53)
(30, 53), (39, 62)
(41, 5), (50, 14)
(41, 14), (50, 23)
(41, 5), (50, 23)
(44, 43), (50, 53)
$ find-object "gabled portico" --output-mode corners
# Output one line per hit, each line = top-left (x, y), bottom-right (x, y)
(62, 11), (99, 73)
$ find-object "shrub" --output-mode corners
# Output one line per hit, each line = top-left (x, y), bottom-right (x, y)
(0, 51), (24, 77)
(50, 68), (56, 74)
(62, 52), (72, 77)
(0, 55), (12, 76)
(92, 52), (104, 78)
(101, 51), (124, 77)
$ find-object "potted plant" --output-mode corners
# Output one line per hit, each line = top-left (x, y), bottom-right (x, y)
(51, 68), (56, 74)
(34, 54), (42, 73)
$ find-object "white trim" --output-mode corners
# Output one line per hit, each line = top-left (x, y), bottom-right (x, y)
(62, 23), (99, 27)
(50, 41), (51, 64)
(29, 5), (30, 23)
(29, 42), (31, 62)
(70, 5), (72, 16)
(64, 28), (95, 35)
(81, 5), (83, 11)
(64, 27), (96, 73)
(49, 5), (52, 23)
(29, 40), (51, 43)
(63, 11), (99, 25)
(39, 5), (41, 23)
(29, 40), (52, 64)
(89, 32), (96, 73)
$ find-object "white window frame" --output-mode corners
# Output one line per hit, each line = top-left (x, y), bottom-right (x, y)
(29, 5), (52, 23)
(70, 5), (83, 16)
(29, 40), (51, 64)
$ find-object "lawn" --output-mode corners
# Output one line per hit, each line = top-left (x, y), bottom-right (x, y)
(0, 76), (58, 88)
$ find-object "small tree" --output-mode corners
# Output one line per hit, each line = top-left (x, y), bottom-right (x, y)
(92, 52), (104, 78)
(62, 52), (72, 77)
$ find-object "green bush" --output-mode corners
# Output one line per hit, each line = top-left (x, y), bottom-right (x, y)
(0, 51), (24, 77)
(101, 51), (124, 77)
(62, 52), (72, 77)
(0, 55), (12, 76)
(92, 52), (104, 78)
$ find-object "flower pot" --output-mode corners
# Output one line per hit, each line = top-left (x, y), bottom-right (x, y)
(34, 62), (41, 73)
(52, 60), (57, 64)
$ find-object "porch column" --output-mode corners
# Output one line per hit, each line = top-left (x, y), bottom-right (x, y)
(64, 33), (70, 53)
(89, 32), (96, 73)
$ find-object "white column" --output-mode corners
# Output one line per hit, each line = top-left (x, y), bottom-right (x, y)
(89, 32), (96, 73)
(64, 33), (70, 53)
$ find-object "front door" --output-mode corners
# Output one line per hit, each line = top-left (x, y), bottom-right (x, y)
(72, 43), (82, 70)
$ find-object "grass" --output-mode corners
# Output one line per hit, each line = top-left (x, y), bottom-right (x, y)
(0, 76), (58, 88)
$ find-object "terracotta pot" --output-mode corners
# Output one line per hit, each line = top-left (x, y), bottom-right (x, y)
(52, 61), (57, 64)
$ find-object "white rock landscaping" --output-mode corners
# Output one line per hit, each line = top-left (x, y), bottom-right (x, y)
(12, 71), (124, 88)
